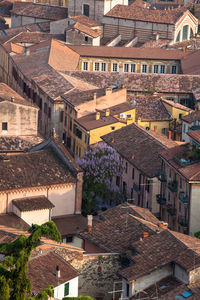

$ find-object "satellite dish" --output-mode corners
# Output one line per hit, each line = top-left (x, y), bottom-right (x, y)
(131, 100), (136, 107)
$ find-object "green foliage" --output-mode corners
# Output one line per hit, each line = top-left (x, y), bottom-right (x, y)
(63, 296), (94, 300)
(190, 4), (195, 16)
(194, 231), (200, 239)
(0, 221), (61, 300)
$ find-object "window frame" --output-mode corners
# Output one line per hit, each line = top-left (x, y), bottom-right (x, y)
(82, 61), (88, 71)
(2, 122), (8, 131)
(112, 63), (118, 72)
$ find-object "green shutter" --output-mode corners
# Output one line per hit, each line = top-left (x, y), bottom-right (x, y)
(64, 282), (69, 296)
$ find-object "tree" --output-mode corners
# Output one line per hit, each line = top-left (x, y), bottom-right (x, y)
(194, 231), (200, 239)
(77, 144), (124, 215)
(0, 221), (61, 300)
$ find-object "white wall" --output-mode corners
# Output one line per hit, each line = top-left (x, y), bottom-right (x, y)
(92, 36), (100, 46)
(189, 184), (200, 236)
(12, 204), (50, 225)
(54, 276), (78, 299)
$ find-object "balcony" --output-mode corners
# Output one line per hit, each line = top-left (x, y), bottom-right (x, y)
(168, 180), (178, 193)
(178, 215), (188, 229)
(133, 183), (141, 193)
(179, 192), (189, 205)
(156, 194), (166, 205)
(167, 204), (177, 216)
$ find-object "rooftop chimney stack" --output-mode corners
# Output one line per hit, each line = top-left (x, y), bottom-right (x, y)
(56, 265), (60, 278)
(52, 128), (56, 138)
(96, 112), (100, 120)
(143, 232), (149, 238)
(168, 130), (172, 140)
(105, 109), (110, 117)
(87, 215), (93, 232)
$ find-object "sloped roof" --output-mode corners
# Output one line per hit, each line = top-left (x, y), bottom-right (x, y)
(71, 15), (101, 27)
(12, 196), (54, 212)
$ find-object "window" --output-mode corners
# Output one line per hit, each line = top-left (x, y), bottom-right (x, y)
(168, 191), (170, 203)
(183, 124), (186, 133)
(75, 127), (82, 139)
(66, 235), (73, 242)
(125, 162), (128, 173)
(65, 116), (67, 127)
(44, 103), (47, 114)
(138, 195), (140, 206)
(60, 111), (64, 123)
(64, 282), (69, 296)
(173, 196), (176, 208)
(101, 63), (106, 72)
(169, 168), (171, 178)
(146, 180), (150, 193)
(83, 62), (88, 71)
(83, 4), (89, 17)
(172, 65), (177, 74)
(94, 62), (99, 71)
(85, 36), (88, 42)
(179, 201), (182, 213)
(123, 181), (127, 194)
(160, 65), (166, 74)
(39, 98), (42, 109)
(153, 65), (159, 73)
(131, 188), (133, 199)
(124, 64), (129, 72)
(126, 283), (130, 297)
(176, 30), (181, 42)
(180, 177), (182, 189)
(116, 176), (120, 186)
(179, 113), (182, 120)
(69, 118), (72, 131)
(48, 107), (51, 119)
(131, 64), (136, 72)
(142, 64), (147, 73)
(132, 168), (135, 179)
(2, 122), (7, 131)
(112, 63), (118, 72)
(111, 126), (115, 130)
(182, 25), (188, 41)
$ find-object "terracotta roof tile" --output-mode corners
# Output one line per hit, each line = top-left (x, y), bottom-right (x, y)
(119, 230), (200, 281)
(101, 123), (177, 177)
(28, 251), (79, 295)
(70, 22), (101, 38)
(187, 130), (200, 143)
(71, 15), (101, 27)
(0, 136), (44, 153)
(69, 45), (184, 60)
(182, 110), (200, 123)
(181, 49), (200, 75)
(11, 2), (68, 21)
(105, 4), (188, 25)
(0, 149), (76, 192)
(12, 196), (54, 212)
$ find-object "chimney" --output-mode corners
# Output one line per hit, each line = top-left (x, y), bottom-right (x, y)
(131, 154), (135, 159)
(154, 126), (157, 132)
(106, 88), (112, 96)
(156, 33), (159, 41)
(52, 128), (56, 138)
(93, 92), (96, 101)
(96, 112), (100, 120)
(159, 222), (168, 229)
(87, 215), (93, 232)
(105, 108), (110, 117)
(25, 48), (30, 56)
(56, 265), (60, 278)
(112, 137), (115, 143)
(143, 232), (149, 238)
(168, 130), (172, 140)
(11, 96), (14, 102)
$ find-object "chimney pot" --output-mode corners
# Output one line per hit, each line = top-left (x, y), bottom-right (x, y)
(96, 112), (100, 120)
(56, 265), (60, 278)
(143, 232), (149, 238)
(105, 108), (110, 117)
(131, 154), (135, 159)
(106, 88), (112, 95)
(87, 215), (93, 231)
(154, 126), (157, 132)
(159, 222), (168, 229)
(52, 128), (57, 138)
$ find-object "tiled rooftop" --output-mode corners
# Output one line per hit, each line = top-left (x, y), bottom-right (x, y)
(0, 213), (29, 231)
(101, 123), (178, 177)
(0, 136), (44, 153)
(11, 2), (68, 21)
(0, 149), (76, 192)
(161, 98), (193, 112)
(105, 4), (188, 25)
(0, 82), (37, 108)
(12, 196), (55, 212)
(71, 15), (101, 27)
(133, 95), (172, 121)
(182, 110), (200, 123)
(28, 251), (79, 294)
(69, 45), (184, 60)
(79, 203), (162, 253)
(187, 130), (200, 144)
(119, 230), (200, 281)
(181, 49), (200, 75)
(68, 22), (101, 38)
(160, 144), (200, 181)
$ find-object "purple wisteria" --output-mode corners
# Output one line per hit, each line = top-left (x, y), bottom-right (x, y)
(77, 143), (122, 188)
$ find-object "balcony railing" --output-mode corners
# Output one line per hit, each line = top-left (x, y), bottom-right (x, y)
(179, 192), (189, 204)
(156, 194), (166, 205)
(167, 204), (177, 216)
(168, 180), (178, 193)
(178, 215), (188, 228)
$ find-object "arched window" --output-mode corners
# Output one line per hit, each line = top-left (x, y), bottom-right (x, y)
(83, 4), (90, 17)
(176, 30), (181, 42)
(182, 25), (189, 41)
